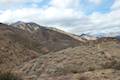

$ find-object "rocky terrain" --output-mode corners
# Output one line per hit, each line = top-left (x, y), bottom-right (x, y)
(0, 22), (83, 69)
(0, 22), (120, 80)
(16, 38), (120, 80)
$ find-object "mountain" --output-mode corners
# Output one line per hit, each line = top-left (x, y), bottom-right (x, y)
(11, 21), (43, 32)
(0, 23), (39, 69)
(90, 32), (120, 38)
(48, 27), (85, 42)
(11, 21), (99, 41)
(11, 21), (85, 41)
(11, 21), (86, 53)
(0, 22), (84, 69)
(1, 21), (120, 80)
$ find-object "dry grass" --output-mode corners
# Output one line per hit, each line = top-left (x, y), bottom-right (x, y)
(19, 39), (120, 79)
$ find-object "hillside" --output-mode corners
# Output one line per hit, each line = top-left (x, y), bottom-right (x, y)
(11, 21), (84, 53)
(0, 22), (83, 69)
(0, 22), (120, 80)
(0, 23), (40, 69)
(16, 38), (120, 80)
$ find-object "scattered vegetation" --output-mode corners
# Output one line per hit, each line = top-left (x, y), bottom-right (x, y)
(0, 70), (22, 80)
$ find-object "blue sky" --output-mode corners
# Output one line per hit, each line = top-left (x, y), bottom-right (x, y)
(81, 0), (114, 14)
(0, 0), (120, 35)
(0, 0), (114, 14)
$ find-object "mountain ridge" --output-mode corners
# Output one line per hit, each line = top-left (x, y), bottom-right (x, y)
(10, 21), (120, 41)
(0, 22), (84, 69)
(11, 21), (99, 41)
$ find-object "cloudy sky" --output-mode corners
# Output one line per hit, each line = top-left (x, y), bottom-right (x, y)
(0, 0), (120, 35)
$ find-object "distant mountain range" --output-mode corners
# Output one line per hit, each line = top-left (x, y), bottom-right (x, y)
(9, 21), (120, 40)
(10, 21), (97, 40)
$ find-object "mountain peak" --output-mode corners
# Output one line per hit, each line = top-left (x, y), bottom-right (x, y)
(80, 33), (97, 40)
(11, 21), (43, 32)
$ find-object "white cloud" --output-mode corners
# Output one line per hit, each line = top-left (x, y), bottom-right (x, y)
(0, 8), (42, 22)
(89, 0), (102, 5)
(111, 0), (120, 10)
(63, 0), (120, 34)
(0, 7), (83, 31)
(0, 0), (43, 7)
(50, 0), (80, 9)
(0, 0), (120, 35)
(0, 0), (42, 4)
(0, 0), (83, 31)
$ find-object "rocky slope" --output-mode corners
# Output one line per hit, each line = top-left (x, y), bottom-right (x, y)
(16, 37), (120, 80)
(0, 23), (40, 69)
(11, 21), (85, 53)
(0, 22), (84, 70)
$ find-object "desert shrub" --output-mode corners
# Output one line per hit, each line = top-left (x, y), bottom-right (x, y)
(88, 67), (95, 71)
(102, 58), (120, 70)
(46, 66), (67, 76)
(47, 63), (95, 76)
(47, 64), (81, 76)
(0, 70), (22, 80)
(112, 60), (120, 70)
(79, 76), (89, 80)
(72, 73), (89, 80)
